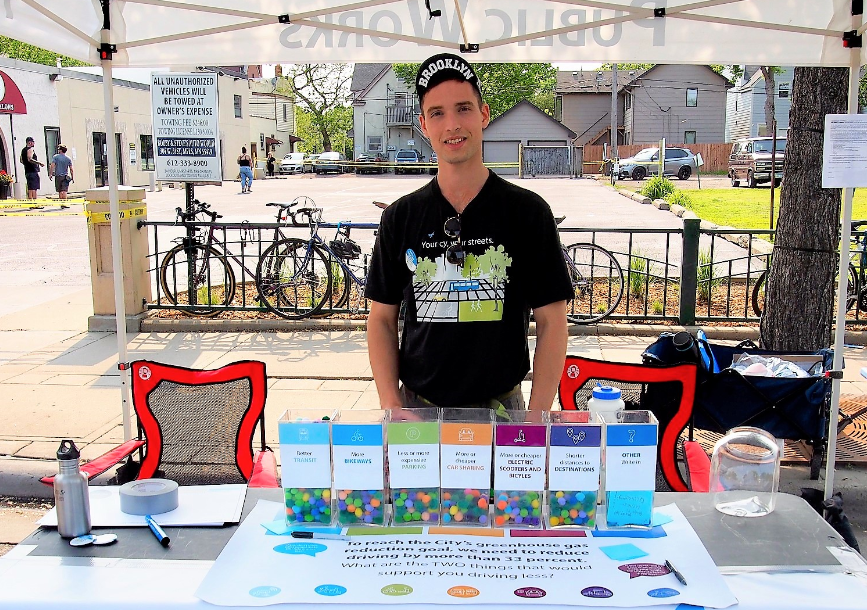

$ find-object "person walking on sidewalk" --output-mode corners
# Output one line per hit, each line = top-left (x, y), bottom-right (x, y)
(266, 151), (276, 178)
(50, 145), (74, 200)
(21, 136), (44, 200)
(238, 147), (253, 193)
(365, 53), (573, 413)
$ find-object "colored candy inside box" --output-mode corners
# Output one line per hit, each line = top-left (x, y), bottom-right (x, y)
(337, 489), (386, 525)
(548, 490), (597, 528)
(493, 490), (543, 528)
(284, 488), (333, 525)
(392, 488), (440, 523)
(441, 488), (490, 525)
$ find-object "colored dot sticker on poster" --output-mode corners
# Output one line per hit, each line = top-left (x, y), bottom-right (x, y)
(314, 584), (347, 597)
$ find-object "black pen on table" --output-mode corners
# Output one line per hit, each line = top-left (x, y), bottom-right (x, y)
(665, 559), (687, 586)
(145, 515), (171, 548)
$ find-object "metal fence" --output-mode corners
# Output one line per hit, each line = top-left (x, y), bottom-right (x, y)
(138, 216), (865, 325)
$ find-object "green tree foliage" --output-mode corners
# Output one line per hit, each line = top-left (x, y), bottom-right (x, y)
(393, 63), (557, 119)
(294, 106), (353, 157)
(415, 258), (438, 285)
(282, 63), (352, 153)
(0, 37), (89, 67)
(478, 245), (512, 311)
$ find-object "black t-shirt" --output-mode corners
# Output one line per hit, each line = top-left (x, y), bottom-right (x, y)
(365, 171), (574, 407)
(21, 147), (38, 173)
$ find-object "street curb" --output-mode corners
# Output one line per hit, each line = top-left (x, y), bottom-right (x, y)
(0, 457), (55, 500)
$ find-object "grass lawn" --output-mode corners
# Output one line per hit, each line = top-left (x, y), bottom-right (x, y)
(665, 188), (867, 230)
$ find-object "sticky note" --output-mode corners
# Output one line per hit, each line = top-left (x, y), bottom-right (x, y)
(651, 511), (674, 527)
(591, 526), (666, 539)
(599, 543), (649, 561)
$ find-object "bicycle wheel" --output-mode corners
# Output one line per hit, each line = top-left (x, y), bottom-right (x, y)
(752, 264), (857, 317)
(256, 238), (332, 319)
(158, 243), (236, 317)
(311, 264), (351, 318)
(564, 243), (624, 324)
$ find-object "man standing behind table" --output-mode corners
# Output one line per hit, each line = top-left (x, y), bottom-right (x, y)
(50, 145), (74, 200)
(21, 136), (44, 200)
(365, 53), (573, 412)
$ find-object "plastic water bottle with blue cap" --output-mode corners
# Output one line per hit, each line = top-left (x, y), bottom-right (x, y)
(587, 383), (625, 418)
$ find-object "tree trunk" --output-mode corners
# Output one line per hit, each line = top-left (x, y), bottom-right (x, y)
(760, 67), (847, 351)
(760, 67), (776, 136)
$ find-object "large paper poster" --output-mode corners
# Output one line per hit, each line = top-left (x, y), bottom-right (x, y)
(196, 501), (737, 608)
(150, 72), (222, 182)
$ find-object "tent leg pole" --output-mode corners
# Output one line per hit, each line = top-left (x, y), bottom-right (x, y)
(824, 41), (862, 499)
(101, 29), (132, 443)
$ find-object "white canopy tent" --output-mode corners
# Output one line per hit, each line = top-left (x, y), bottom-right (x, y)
(3, 0), (863, 497)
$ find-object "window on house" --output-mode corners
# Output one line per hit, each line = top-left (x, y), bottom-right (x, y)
(686, 88), (698, 107)
(234, 95), (242, 118)
(283, 104), (287, 121)
(779, 83), (790, 98)
(367, 136), (383, 153)
(735, 99), (738, 112)
(260, 133), (265, 148)
(554, 95), (562, 122)
(625, 94), (632, 110)
(140, 135), (155, 171)
(684, 131), (697, 144)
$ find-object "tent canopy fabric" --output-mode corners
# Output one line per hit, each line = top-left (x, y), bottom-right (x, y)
(4, 0), (863, 67)
(3, 0), (864, 499)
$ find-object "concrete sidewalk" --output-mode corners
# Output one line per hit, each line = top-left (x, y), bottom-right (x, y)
(2, 288), (867, 549)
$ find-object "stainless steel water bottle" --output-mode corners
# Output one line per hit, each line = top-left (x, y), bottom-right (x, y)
(54, 439), (91, 538)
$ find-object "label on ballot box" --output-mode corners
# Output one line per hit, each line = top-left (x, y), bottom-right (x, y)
(387, 422), (439, 488)
(603, 414), (657, 528)
(332, 424), (385, 490)
(279, 422), (332, 488)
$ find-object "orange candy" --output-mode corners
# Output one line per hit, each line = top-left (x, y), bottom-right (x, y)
(443, 492), (451, 501)
(477, 498), (488, 510)
(497, 500), (507, 511)
(495, 515), (506, 526)
(371, 498), (381, 508)
(569, 509), (579, 519)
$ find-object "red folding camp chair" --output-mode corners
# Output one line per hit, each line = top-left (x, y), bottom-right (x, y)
(558, 356), (698, 492)
(42, 360), (277, 488)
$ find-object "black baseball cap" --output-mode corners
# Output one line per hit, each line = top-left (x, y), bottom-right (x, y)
(415, 53), (482, 106)
(25, 136), (34, 142)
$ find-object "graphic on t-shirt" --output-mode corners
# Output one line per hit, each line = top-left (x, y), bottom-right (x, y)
(412, 245), (512, 323)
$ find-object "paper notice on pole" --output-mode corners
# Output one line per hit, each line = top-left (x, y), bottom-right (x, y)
(195, 500), (737, 608)
(151, 72), (222, 182)
(822, 114), (867, 188)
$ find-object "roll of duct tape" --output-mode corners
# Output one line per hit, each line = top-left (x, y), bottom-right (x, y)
(119, 479), (179, 516)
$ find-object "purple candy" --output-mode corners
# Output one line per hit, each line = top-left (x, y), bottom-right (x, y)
(558, 497), (566, 506)
(429, 513), (439, 522)
(338, 501), (346, 510)
(405, 500), (414, 509)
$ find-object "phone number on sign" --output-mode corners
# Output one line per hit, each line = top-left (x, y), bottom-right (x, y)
(165, 159), (209, 167)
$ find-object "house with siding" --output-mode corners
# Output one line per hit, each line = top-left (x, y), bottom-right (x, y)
(482, 100), (576, 175)
(248, 69), (297, 162)
(349, 64), (433, 162)
(557, 65), (730, 146)
(725, 66), (793, 142)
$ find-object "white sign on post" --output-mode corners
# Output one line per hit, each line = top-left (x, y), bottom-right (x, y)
(822, 114), (867, 188)
(151, 72), (222, 182)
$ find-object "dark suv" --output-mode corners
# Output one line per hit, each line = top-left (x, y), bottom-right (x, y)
(394, 149), (424, 175)
(728, 137), (786, 188)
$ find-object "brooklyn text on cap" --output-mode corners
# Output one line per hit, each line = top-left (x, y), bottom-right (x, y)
(415, 53), (481, 99)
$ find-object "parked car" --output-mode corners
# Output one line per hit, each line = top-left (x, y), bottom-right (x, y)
(355, 152), (387, 174)
(394, 148), (425, 175)
(279, 152), (310, 175)
(314, 151), (347, 175)
(617, 147), (698, 181)
(429, 151), (438, 175)
(728, 137), (786, 188)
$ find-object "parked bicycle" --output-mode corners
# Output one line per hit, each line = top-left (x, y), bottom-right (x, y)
(158, 197), (318, 317)
(751, 219), (866, 317)
(371, 201), (624, 324)
(256, 203), (376, 320)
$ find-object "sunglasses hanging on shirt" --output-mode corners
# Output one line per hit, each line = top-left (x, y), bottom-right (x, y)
(444, 216), (465, 267)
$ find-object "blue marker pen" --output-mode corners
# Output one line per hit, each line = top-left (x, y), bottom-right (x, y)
(145, 515), (171, 548)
